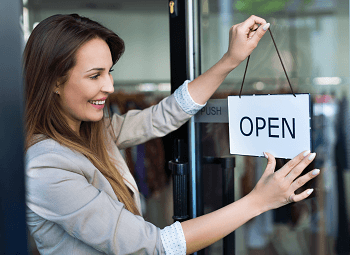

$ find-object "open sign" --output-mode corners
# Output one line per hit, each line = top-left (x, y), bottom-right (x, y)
(228, 94), (311, 159)
(239, 116), (295, 138)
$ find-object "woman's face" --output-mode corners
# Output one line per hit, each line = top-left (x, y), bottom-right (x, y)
(57, 38), (114, 133)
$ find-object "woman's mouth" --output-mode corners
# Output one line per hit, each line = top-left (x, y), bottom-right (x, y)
(89, 100), (105, 105)
(89, 99), (105, 109)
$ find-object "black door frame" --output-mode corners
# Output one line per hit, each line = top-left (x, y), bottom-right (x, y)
(0, 0), (28, 254)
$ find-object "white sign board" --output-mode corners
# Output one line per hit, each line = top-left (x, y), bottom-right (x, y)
(228, 94), (311, 159)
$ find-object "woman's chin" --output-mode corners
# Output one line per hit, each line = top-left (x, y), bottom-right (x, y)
(86, 112), (105, 122)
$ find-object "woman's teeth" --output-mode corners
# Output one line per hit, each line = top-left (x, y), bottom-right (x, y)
(89, 100), (105, 105)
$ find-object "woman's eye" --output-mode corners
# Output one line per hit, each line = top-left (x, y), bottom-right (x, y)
(90, 74), (100, 80)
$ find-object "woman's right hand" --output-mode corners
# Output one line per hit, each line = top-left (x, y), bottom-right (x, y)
(187, 15), (269, 106)
(249, 151), (319, 213)
(225, 15), (270, 68)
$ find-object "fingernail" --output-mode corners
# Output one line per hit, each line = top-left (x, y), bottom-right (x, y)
(263, 152), (268, 159)
(262, 23), (270, 31)
(308, 153), (316, 161)
(312, 169), (320, 176)
(303, 150), (311, 157)
(307, 189), (314, 195)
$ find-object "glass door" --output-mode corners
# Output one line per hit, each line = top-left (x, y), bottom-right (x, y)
(197, 0), (350, 254)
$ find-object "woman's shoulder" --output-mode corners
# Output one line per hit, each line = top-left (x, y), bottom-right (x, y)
(26, 136), (85, 165)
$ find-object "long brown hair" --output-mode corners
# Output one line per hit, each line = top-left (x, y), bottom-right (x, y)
(24, 14), (140, 215)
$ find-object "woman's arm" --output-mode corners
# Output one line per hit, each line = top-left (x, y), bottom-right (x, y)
(188, 15), (270, 105)
(110, 15), (269, 148)
(26, 143), (168, 254)
(182, 151), (318, 254)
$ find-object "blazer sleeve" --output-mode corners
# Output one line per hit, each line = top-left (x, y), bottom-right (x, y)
(108, 94), (192, 149)
(26, 150), (166, 254)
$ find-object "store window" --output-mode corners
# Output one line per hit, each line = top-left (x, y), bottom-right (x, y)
(200, 0), (350, 254)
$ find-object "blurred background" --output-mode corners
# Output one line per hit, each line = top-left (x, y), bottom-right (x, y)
(1, 0), (349, 254)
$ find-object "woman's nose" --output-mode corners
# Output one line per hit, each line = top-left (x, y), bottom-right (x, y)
(102, 74), (114, 94)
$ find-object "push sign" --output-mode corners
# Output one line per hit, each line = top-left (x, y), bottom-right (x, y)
(194, 99), (228, 123)
(228, 94), (311, 159)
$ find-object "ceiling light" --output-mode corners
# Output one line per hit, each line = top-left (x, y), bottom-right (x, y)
(313, 77), (341, 85)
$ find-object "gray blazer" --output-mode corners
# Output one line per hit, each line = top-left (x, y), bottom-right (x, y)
(25, 94), (191, 255)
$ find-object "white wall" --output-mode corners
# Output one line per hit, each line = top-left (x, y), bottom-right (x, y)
(31, 6), (349, 91)
(32, 9), (171, 84)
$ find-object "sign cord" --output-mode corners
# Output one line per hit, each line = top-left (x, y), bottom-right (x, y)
(239, 28), (296, 98)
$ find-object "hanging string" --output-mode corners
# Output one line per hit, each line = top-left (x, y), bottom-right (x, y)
(239, 55), (250, 98)
(239, 27), (296, 98)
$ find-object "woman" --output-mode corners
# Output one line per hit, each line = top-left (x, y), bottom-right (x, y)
(24, 14), (319, 254)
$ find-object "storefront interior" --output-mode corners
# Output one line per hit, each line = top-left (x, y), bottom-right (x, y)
(23, 0), (350, 254)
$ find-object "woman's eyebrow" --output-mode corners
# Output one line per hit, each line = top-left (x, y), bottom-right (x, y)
(85, 67), (105, 73)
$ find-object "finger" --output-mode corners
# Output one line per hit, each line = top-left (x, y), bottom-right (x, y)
(288, 194), (295, 203)
(279, 150), (311, 177)
(250, 22), (270, 44)
(242, 15), (267, 30)
(248, 24), (259, 38)
(291, 169), (320, 191)
(262, 152), (276, 175)
(237, 16), (266, 39)
(285, 153), (317, 183)
(251, 24), (259, 31)
(248, 31), (255, 39)
(291, 188), (314, 203)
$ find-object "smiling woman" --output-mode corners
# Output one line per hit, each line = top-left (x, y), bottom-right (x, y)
(24, 13), (319, 255)
(56, 38), (115, 132)
(24, 14), (141, 218)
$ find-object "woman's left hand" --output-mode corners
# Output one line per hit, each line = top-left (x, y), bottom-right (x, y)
(225, 15), (270, 67)
(250, 151), (318, 213)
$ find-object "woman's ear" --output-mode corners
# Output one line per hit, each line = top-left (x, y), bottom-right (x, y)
(54, 77), (65, 95)
(53, 83), (60, 95)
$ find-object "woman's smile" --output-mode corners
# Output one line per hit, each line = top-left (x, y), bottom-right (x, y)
(89, 97), (107, 109)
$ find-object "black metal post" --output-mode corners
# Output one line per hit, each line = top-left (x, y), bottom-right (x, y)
(221, 157), (235, 255)
(168, 0), (193, 219)
(0, 0), (28, 254)
(169, 139), (189, 222)
(203, 156), (236, 255)
(168, 0), (187, 93)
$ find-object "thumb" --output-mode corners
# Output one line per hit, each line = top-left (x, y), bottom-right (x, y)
(263, 152), (276, 175)
(251, 23), (270, 44)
